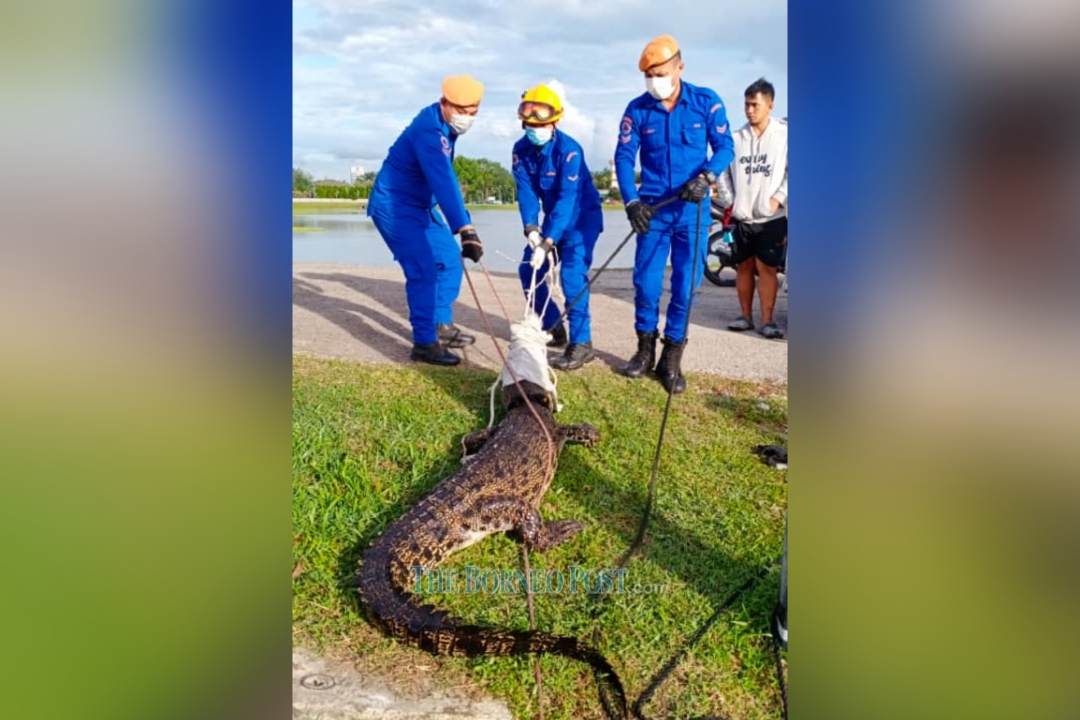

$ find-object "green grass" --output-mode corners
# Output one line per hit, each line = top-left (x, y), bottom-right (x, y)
(292, 226), (325, 233)
(292, 356), (787, 719)
(293, 201), (364, 214)
(466, 203), (518, 211)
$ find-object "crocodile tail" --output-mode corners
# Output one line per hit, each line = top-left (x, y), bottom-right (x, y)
(356, 547), (456, 641)
(357, 557), (627, 720)
(449, 625), (629, 720)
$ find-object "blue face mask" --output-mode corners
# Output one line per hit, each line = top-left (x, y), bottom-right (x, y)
(525, 126), (553, 146)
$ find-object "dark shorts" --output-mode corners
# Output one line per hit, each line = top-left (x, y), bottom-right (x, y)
(732, 216), (788, 268)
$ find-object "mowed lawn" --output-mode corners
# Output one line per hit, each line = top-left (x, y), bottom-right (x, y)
(293, 355), (787, 719)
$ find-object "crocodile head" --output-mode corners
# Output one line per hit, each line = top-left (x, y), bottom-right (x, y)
(498, 312), (560, 413)
(502, 378), (556, 413)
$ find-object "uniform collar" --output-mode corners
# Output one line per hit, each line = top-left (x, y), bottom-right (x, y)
(433, 102), (455, 137)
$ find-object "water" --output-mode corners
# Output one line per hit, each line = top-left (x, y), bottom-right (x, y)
(293, 208), (649, 273)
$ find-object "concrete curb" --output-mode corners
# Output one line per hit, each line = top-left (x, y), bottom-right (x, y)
(293, 647), (512, 720)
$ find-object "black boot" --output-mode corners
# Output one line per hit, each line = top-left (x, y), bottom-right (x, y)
(622, 330), (658, 378)
(545, 323), (568, 348)
(436, 322), (475, 348)
(551, 342), (595, 371)
(654, 337), (687, 394)
(410, 341), (460, 366)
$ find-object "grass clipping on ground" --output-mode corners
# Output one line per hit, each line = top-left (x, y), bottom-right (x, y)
(293, 355), (787, 720)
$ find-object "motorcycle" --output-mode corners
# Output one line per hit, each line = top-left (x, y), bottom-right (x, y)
(703, 199), (787, 288)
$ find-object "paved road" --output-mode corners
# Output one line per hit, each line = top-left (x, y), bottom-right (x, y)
(293, 263), (787, 383)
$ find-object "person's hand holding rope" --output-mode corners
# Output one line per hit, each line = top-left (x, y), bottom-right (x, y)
(530, 239), (555, 271)
(625, 199), (654, 235)
(524, 223), (555, 271)
(460, 227), (484, 263)
(524, 223), (542, 249)
(679, 171), (714, 203)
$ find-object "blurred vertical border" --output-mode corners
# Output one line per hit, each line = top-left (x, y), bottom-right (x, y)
(0, 0), (292, 719)
(792, 0), (1080, 718)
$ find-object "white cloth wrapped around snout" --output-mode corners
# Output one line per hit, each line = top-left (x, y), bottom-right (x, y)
(498, 310), (560, 412)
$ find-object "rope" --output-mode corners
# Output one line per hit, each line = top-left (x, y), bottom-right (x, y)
(590, 197), (705, 581)
(521, 545), (545, 720)
(460, 197), (788, 719)
(551, 196), (678, 330)
(524, 247), (561, 324)
(459, 255), (558, 720)
(585, 198), (786, 720)
(632, 570), (765, 719)
(772, 630), (787, 719)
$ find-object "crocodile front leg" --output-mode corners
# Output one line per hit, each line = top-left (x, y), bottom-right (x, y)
(559, 423), (600, 448)
(471, 497), (584, 552)
(460, 428), (494, 460)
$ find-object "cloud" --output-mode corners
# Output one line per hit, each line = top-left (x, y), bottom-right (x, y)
(293, 0), (788, 179)
(538, 79), (599, 169)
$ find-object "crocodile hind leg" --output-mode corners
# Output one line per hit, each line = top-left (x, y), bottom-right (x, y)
(559, 423), (600, 448)
(474, 497), (585, 552)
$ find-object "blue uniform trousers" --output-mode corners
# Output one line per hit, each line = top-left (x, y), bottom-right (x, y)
(369, 191), (463, 345)
(633, 200), (710, 343)
(518, 225), (600, 345)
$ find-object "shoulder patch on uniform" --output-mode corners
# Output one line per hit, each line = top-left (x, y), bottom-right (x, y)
(709, 103), (723, 114)
(512, 153), (519, 166)
(716, 123), (728, 134)
(620, 115), (632, 135)
(620, 135), (631, 144)
(567, 174), (579, 182)
(566, 150), (579, 162)
(440, 134), (451, 156)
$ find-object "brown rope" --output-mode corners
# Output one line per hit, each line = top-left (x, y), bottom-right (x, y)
(521, 544), (545, 720)
(460, 256), (555, 720)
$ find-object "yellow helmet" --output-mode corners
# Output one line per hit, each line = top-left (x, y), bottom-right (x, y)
(518, 84), (563, 125)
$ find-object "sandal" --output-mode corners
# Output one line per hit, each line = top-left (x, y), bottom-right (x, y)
(728, 316), (754, 332)
(759, 322), (784, 339)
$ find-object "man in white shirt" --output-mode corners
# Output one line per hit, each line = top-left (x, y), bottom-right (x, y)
(715, 79), (788, 339)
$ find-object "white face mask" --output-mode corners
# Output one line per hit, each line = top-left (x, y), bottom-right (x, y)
(449, 113), (475, 135)
(645, 75), (675, 100)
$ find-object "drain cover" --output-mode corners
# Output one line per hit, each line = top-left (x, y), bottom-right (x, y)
(299, 673), (336, 690)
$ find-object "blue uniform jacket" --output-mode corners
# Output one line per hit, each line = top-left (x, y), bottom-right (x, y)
(369, 102), (471, 233)
(614, 80), (735, 206)
(512, 130), (603, 242)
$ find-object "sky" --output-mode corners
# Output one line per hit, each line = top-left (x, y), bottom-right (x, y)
(293, 0), (787, 182)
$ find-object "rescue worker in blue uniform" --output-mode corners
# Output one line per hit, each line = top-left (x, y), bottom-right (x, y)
(367, 75), (486, 367)
(614, 34), (736, 393)
(512, 84), (604, 371)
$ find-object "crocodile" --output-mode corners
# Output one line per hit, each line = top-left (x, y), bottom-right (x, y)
(356, 375), (627, 720)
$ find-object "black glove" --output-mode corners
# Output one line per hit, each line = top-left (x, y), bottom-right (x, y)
(626, 200), (654, 235)
(523, 223), (540, 238)
(460, 229), (484, 263)
(679, 173), (712, 202)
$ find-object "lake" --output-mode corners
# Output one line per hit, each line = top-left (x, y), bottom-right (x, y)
(294, 208), (666, 273)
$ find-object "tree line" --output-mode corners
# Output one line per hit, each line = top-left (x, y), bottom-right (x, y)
(293, 158), (628, 202)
